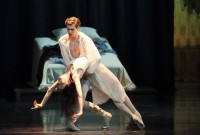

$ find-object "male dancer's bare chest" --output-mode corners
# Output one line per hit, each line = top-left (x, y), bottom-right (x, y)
(69, 40), (80, 57)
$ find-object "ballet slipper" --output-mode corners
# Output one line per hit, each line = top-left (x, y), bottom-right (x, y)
(66, 120), (80, 131)
(132, 114), (145, 129)
(89, 103), (112, 129)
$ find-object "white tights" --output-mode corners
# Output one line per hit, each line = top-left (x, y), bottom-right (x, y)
(114, 94), (140, 115)
(113, 93), (144, 128)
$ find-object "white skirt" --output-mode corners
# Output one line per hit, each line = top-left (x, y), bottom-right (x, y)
(87, 63), (126, 105)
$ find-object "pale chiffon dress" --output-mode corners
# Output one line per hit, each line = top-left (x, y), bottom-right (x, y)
(59, 32), (126, 105)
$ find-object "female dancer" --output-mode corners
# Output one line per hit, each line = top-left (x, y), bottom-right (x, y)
(31, 57), (112, 131)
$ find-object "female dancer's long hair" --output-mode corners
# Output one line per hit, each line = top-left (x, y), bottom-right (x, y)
(61, 77), (78, 117)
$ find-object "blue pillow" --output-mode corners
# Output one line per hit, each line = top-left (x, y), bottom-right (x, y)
(52, 27), (101, 41)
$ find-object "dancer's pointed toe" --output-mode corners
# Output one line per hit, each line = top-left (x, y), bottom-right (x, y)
(132, 115), (145, 129)
(67, 120), (80, 131)
(102, 113), (112, 129)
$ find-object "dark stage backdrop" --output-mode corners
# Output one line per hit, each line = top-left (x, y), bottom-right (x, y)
(0, 0), (174, 100)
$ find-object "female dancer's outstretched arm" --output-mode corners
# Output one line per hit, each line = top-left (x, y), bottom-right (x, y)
(31, 80), (59, 109)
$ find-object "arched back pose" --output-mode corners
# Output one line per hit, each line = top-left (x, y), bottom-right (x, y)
(58, 16), (145, 129)
(31, 57), (112, 131)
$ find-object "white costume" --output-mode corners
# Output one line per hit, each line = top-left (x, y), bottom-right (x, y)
(59, 32), (125, 105)
(59, 32), (145, 129)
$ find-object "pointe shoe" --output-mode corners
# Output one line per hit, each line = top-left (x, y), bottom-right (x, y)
(66, 120), (80, 131)
(89, 103), (112, 129)
(132, 114), (145, 129)
(101, 112), (112, 129)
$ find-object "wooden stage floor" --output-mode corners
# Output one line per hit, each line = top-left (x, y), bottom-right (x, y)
(0, 83), (199, 135)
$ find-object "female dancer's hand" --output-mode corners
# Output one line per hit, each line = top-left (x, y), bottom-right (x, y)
(71, 111), (83, 122)
(31, 100), (43, 109)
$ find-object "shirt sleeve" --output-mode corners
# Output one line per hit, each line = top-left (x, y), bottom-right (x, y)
(83, 36), (101, 74)
(58, 35), (71, 67)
